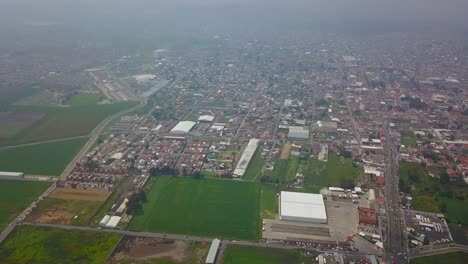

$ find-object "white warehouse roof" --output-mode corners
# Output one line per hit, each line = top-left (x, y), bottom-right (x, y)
(233, 139), (260, 177)
(170, 121), (196, 134)
(205, 238), (221, 264)
(0, 171), (24, 177)
(280, 191), (327, 223)
(198, 115), (215, 122)
(105, 216), (122, 228)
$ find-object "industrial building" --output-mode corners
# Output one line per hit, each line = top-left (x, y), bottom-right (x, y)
(170, 121), (196, 134)
(0, 171), (24, 180)
(198, 115), (215, 122)
(279, 191), (327, 223)
(205, 238), (221, 264)
(288, 126), (310, 141)
(314, 121), (337, 132)
(233, 139), (260, 177)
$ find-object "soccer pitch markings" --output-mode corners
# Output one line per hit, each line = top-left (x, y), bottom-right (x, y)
(129, 177), (261, 240)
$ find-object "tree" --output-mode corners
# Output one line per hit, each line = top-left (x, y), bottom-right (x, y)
(439, 203), (447, 213)
(439, 172), (450, 184)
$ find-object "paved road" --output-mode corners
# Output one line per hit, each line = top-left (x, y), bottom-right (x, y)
(409, 244), (468, 259)
(0, 135), (88, 151)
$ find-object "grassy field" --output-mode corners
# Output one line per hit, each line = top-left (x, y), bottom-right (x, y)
(271, 156), (299, 182)
(410, 252), (468, 264)
(2, 102), (135, 145)
(260, 184), (278, 220)
(67, 92), (103, 106)
(399, 162), (468, 226)
(129, 177), (260, 240)
(0, 137), (87, 176)
(304, 152), (363, 187)
(244, 150), (265, 181)
(0, 225), (120, 264)
(400, 131), (418, 148)
(0, 180), (49, 230)
(222, 245), (303, 264)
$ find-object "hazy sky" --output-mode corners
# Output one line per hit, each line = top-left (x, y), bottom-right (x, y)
(1, 0), (467, 31)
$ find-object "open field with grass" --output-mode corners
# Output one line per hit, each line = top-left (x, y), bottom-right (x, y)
(304, 152), (363, 187)
(0, 137), (87, 176)
(109, 236), (209, 264)
(410, 252), (468, 264)
(0, 112), (46, 139)
(67, 92), (103, 106)
(260, 184), (278, 220)
(401, 131), (417, 148)
(1, 102), (135, 145)
(244, 150), (265, 181)
(129, 177), (260, 240)
(399, 162), (468, 226)
(0, 225), (120, 264)
(27, 197), (103, 226)
(271, 156), (299, 182)
(0, 180), (49, 230)
(222, 245), (303, 264)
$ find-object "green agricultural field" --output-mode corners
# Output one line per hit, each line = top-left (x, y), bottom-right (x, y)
(2, 102), (135, 145)
(0, 225), (120, 264)
(0, 180), (49, 230)
(410, 252), (468, 264)
(0, 137), (87, 175)
(222, 245), (302, 264)
(260, 184), (278, 219)
(399, 162), (468, 226)
(271, 156), (299, 182)
(67, 92), (103, 106)
(129, 177), (260, 240)
(304, 152), (363, 187)
(244, 150), (265, 181)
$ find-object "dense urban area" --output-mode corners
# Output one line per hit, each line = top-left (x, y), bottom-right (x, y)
(0, 7), (468, 264)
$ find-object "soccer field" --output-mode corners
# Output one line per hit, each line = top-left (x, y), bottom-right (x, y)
(0, 180), (50, 230)
(222, 245), (302, 264)
(129, 177), (260, 240)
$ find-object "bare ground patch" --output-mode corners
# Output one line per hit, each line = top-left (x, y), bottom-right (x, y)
(279, 142), (292, 159)
(107, 236), (209, 264)
(50, 188), (110, 201)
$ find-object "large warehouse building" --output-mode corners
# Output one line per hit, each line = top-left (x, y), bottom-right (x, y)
(0, 171), (24, 180)
(170, 121), (196, 134)
(279, 191), (327, 223)
(233, 139), (260, 178)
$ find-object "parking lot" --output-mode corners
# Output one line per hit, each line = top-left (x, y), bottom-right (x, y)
(404, 209), (453, 247)
(262, 199), (359, 242)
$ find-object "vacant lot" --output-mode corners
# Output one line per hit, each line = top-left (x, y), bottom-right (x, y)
(0, 137), (87, 176)
(243, 150), (265, 181)
(2, 102), (135, 145)
(304, 152), (363, 187)
(279, 142), (292, 159)
(0, 225), (120, 264)
(0, 180), (49, 230)
(68, 92), (103, 106)
(222, 245), (302, 264)
(0, 112), (45, 139)
(108, 236), (209, 264)
(27, 196), (103, 226)
(50, 188), (111, 201)
(261, 184), (278, 220)
(129, 177), (260, 240)
(410, 252), (468, 264)
(271, 156), (299, 182)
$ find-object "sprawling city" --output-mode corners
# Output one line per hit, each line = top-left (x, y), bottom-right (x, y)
(0, 1), (467, 264)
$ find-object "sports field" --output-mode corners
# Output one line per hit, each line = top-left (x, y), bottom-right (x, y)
(129, 177), (260, 240)
(2, 102), (135, 145)
(0, 180), (49, 230)
(0, 137), (87, 175)
(304, 152), (363, 187)
(222, 245), (302, 264)
(67, 92), (103, 106)
(0, 225), (120, 264)
(410, 252), (468, 264)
